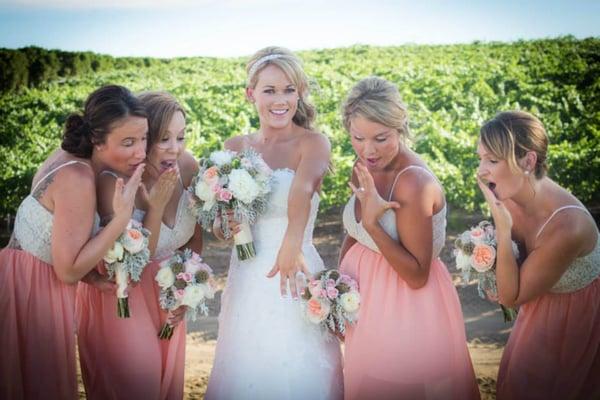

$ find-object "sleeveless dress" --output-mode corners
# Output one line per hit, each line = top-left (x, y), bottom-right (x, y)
(76, 174), (196, 400)
(340, 165), (480, 400)
(497, 206), (600, 400)
(205, 168), (343, 400)
(0, 160), (95, 400)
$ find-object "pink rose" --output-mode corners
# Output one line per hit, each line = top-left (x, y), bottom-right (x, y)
(326, 286), (339, 299)
(217, 188), (233, 202)
(308, 280), (323, 298)
(326, 279), (336, 288)
(470, 227), (484, 242)
(174, 288), (185, 300)
(184, 252), (204, 274)
(177, 272), (194, 282)
(471, 244), (496, 272)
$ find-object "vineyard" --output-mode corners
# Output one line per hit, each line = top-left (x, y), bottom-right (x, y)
(1, 36), (599, 218)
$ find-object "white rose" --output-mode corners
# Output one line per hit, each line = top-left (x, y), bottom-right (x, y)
(104, 241), (124, 264)
(200, 282), (215, 299)
(121, 228), (145, 254)
(455, 250), (472, 271)
(181, 284), (205, 308)
(228, 168), (260, 204)
(194, 180), (215, 202)
(340, 291), (360, 314)
(209, 150), (234, 166)
(155, 267), (175, 289)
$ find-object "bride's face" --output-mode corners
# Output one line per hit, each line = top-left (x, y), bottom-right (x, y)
(349, 115), (400, 171)
(247, 65), (299, 130)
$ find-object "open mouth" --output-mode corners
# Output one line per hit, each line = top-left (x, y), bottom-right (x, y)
(160, 160), (176, 170)
(365, 157), (379, 166)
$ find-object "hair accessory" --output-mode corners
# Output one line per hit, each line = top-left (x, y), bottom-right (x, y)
(248, 54), (284, 80)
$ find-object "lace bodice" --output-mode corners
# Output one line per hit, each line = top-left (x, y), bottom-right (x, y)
(132, 191), (196, 260)
(342, 165), (447, 258)
(12, 160), (98, 264)
(536, 206), (600, 293)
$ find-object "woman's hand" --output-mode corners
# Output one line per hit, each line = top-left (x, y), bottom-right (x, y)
(142, 167), (179, 213)
(166, 305), (188, 327)
(350, 162), (400, 228)
(212, 209), (241, 241)
(266, 238), (311, 299)
(477, 176), (513, 234)
(112, 163), (145, 221)
(81, 269), (117, 294)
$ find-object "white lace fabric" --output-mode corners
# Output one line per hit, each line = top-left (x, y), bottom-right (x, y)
(206, 168), (343, 400)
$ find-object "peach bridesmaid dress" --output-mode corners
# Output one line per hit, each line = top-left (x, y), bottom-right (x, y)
(497, 206), (600, 400)
(340, 166), (480, 400)
(1, 160), (94, 400)
(76, 177), (196, 400)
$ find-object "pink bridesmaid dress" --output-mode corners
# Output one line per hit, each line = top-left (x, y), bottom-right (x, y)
(497, 206), (600, 400)
(0, 160), (93, 400)
(340, 165), (480, 400)
(76, 179), (196, 400)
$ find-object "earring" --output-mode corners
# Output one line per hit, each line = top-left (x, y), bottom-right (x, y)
(525, 170), (530, 175)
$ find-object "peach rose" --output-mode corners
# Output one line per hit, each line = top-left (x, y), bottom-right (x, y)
(122, 228), (145, 254)
(306, 297), (330, 324)
(203, 166), (219, 185)
(471, 244), (496, 272)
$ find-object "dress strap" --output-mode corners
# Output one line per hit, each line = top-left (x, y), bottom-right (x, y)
(535, 205), (590, 240)
(31, 160), (91, 193)
(388, 165), (438, 201)
(99, 170), (120, 179)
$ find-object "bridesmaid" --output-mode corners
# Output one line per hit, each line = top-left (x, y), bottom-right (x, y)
(77, 91), (202, 400)
(476, 111), (600, 399)
(0, 84), (147, 400)
(339, 77), (480, 399)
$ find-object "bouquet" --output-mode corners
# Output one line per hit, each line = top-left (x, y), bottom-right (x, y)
(301, 269), (360, 339)
(155, 249), (216, 339)
(454, 220), (519, 322)
(103, 219), (151, 318)
(188, 148), (272, 261)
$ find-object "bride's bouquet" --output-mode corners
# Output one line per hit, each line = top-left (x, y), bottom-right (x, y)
(155, 249), (216, 339)
(188, 148), (273, 261)
(103, 219), (151, 318)
(454, 220), (519, 322)
(301, 269), (360, 339)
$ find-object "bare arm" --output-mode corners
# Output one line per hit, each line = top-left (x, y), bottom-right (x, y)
(354, 164), (437, 289)
(142, 168), (178, 255)
(338, 234), (357, 267)
(267, 133), (332, 298)
(51, 164), (143, 284)
(478, 179), (594, 307)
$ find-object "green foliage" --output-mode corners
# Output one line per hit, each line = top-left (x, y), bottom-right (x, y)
(1, 37), (598, 217)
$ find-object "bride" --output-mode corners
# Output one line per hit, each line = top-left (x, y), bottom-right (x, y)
(205, 47), (343, 400)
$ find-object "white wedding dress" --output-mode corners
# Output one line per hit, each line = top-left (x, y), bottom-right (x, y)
(205, 168), (343, 400)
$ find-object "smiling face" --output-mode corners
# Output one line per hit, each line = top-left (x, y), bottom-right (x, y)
(146, 111), (186, 174)
(247, 64), (299, 130)
(477, 141), (528, 200)
(95, 116), (147, 176)
(349, 115), (400, 171)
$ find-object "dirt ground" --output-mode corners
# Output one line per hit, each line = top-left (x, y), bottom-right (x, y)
(78, 210), (509, 399)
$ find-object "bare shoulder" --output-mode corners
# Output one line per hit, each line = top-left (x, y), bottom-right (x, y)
(299, 130), (331, 153)
(537, 206), (597, 254)
(178, 150), (199, 187)
(53, 161), (95, 193)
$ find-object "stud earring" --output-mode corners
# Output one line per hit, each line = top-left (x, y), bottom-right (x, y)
(525, 170), (530, 175)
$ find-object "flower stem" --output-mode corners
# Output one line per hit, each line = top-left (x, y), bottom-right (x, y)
(117, 297), (130, 318)
(236, 242), (256, 261)
(158, 323), (174, 340)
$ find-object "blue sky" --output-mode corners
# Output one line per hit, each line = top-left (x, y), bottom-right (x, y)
(0, 0), (598, 58)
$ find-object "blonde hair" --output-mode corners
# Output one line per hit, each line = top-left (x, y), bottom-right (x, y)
(137, 91), (186, 150)
(246, 46), (316, 130)
(342, 76), (410, 140)
(480, 111), (549, 179)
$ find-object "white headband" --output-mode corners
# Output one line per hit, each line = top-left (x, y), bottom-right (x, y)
(248, 54), (284, 80)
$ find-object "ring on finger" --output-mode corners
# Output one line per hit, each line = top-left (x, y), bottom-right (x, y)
(357, 187), (365, 192)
